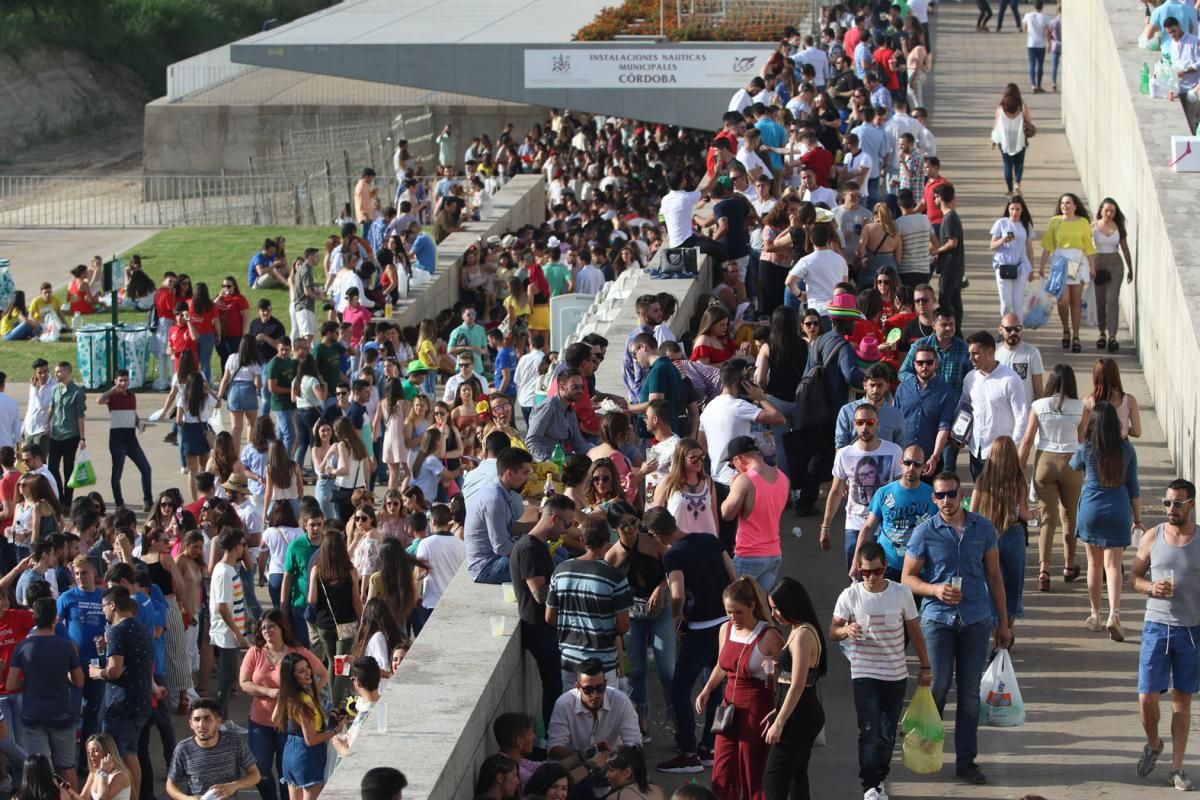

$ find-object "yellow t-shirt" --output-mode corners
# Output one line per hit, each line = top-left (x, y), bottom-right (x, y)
(1041, 216), (1096, 255)
(0, 308), (20, 336)
(504, 295), (531, 320)
(417, 339), (439, 370)
(29, 294), (61, 323)
(289, 692), (325, 731)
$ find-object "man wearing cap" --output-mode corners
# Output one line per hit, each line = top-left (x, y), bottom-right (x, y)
(721, 436), (789, 590)
(448, 307), (488, 375)
(836, 363), (907, 449)
(823, 403), (904, 566)
(786, 225), (848, 318)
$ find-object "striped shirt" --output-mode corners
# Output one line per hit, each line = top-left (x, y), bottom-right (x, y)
(105, 391), (138, 430)
(546, 558), (633, 673)
(832, 581), (919, 681)
(168, 731), (257, 797)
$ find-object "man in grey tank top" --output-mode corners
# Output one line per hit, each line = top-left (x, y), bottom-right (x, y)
(1129, 479), (1200, 791)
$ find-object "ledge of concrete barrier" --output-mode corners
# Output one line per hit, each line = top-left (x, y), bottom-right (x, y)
(321, 568), (535, 800)
(1064, 0), (1200, 481)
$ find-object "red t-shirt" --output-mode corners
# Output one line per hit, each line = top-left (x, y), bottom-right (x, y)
(153, 288), (177, 321)
(188, 302), (221, 337)
(707, 130), (740, 176)
(215, 293), (249, 339)
(527, 263), (551, 303)
(799, 148), (835, 188)
(872, 48), (899, 90)
(844, 27), (863, 57)
(0, 469), (19, 532)
(168, 324), (199, 369)
(923, 176), (947, 225)
(0, 609), (35, 696)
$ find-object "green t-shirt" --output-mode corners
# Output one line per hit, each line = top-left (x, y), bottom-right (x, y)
(313, 342), (345, 392)
(266, 357), (298, 411)
(400, 380), (419, 401)
(544, 262), (571, 296)
(448, 323), (488, 374)
(283, 537), (320, 608)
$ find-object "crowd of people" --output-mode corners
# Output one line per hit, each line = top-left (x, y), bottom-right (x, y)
(0, 0), (1192, 799)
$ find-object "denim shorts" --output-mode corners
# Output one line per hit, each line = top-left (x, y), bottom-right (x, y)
(227, 380), (259, 412)
(1138, 621), (1200, 695)
(23, 720), (76, 769)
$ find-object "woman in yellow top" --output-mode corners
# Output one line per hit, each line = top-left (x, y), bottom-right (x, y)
(1037, 192), (1096, 353)
(503, 275), (531, 352)
(415, 318), (450, 397)
(1, 291), (41, 341)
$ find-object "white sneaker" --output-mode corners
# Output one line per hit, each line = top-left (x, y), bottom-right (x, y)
(221, 720), (248, 734)
(180, 466), (188, 475)
(863, 789), (881, 800)
(1085, 612), (1105, 632)
(877, 785), (889, 800)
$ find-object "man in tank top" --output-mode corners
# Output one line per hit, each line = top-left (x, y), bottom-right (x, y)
(720, 436), (789, 591)
(1130, 478), (1200, 791)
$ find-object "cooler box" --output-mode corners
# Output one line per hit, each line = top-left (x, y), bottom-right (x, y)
(76, 324), (114, 390)
(1170, 136), (1200, 172)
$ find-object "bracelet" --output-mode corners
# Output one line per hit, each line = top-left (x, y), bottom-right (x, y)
(920, 664), (931, 670)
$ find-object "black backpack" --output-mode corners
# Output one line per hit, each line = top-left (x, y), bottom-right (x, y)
(793, 338), (846, 428)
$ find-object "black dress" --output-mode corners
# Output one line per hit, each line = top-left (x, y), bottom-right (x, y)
(762, 625), (825, 800)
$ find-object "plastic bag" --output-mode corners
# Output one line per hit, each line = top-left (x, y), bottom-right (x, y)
(1021, 281), (1057, 330)
(1080, 282), (1098, 329)
(67, 450), (96, 489)
(1044, 255), (1069, 298)
(980, 648), (1025, 727)
(900, 685), (944, 774)
(39, 310), (63, 343)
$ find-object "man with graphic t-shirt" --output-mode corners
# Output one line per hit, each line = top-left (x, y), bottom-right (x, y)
(831, 542), (931, 800)
(91, 586), (154, 793)
(822, 404), (904, 567)
(850, 444), (940, 580)
(58, 556), (107, 761)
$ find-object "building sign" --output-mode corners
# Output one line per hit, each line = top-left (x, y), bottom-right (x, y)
(524, 48), (770, 89)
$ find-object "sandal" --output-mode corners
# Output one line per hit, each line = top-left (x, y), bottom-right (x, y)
(1108, 338), (1120, 353)
(1071, 336), (1082, 353)
(1061, 330), (1071, 349)
(1096, 334), (1107, 350)
(1038, 570), (1051, 592)
(1063, 564), (1081, 582)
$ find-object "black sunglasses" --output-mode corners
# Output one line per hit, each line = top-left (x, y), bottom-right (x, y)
(578, 684), (607, 696)
(901, 459), (924, 467)
(933, 490), (959, 500)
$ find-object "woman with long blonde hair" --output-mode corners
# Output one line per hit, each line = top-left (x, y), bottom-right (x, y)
(403, 394), (433, 452)
(856, 202), (903, 289)
(969, 436), (1033, 635)
(77, 733), (131, 800)
(651, 439), (719, 536)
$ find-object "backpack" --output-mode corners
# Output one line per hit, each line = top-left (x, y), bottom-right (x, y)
(793, 338), (846, 428)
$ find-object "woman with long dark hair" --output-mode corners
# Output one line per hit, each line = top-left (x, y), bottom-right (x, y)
(1091, 198), (1134, 352)
(758, 203), (795, 316)
(1018, 363), (1084, 591)
(1, 291), (41, 341)
(273, 653), (343, 800)
(188, 281), (221, 383)
(988, 194), (1036, 319)
(1071, 401), (1141, 641)
(366, 539), (421, 634)
(1037, 192), (1096, 353)
(763, 577), (828, 800)
(239, 610), (326, 800)
(293, 353), (327, 477)
(347, 503), (382, 600)
(15, 753), (70, 800)
(306, 530), (362, 705)
(581, 458), (622, 514)
(264, 440), (303, 521)
(177, 373), (218, 500)
(263, 502), (305, 610)
(754, 306), (807, 477)
(690, 305), (740, 366)
(349, 598), (406, 677)
(605, 746), (666, 800)
(991, 84), (1034, 195)
(217, 334), (262, 447)
(970, 436), (1033, 635)
(379, 377), (409, 491)
(1079, 357), (1142, 440)
(214, 275), (251, 369)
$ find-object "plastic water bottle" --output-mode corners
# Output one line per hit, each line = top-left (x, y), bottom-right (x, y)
(1141, 62), (1151, 94)
(72, 311), (81, 331)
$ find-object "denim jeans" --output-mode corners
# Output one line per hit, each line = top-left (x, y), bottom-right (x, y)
(72, 677), (106, 768)
(294, 407), (320, 472)
(1000, 149), (1026, 193)
(996, 524), (1026, 620)
(268, 573), (284, 610)
(625, 606), (676, 717)
(670, 624), (721, 754)
(996, 0), (1019, 30)
(844, 529), (861, 570)
(288, 605), (311, 649)
(315, 477), (337, 520)
(1051, 47), (1061, 86)
(109, 429), (153, 507)
(272, 409), (296, 457)
(0, 695), (25, 788)
(766, 395), (797, 477)
(474, 556), (511, 585)
(196, 332), (216, 383)
(137, 700), (177, 800)
(248, 719), (287, 800)
(2, 321), (38, 341)
(922, 618), (991, 768)
(215, 645), (240, 720)
(852, 677), (908, 790)
(240, 564), (263, 620)
(1027, 46), (1045, 88)
(733, 555), (782, 592)
(520, 621), (562, 730)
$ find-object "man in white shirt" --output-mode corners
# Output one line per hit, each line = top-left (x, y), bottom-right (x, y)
(573, 258), (606, 296)
(793, 35), (831, 87)
(659, 169), (723, 261)
(547, 659), (642, 777)
(787, 224), (848, 315)
(961, 330), (1028, 479)
(799, 164), (838, 208)
(735, 129), (772, 182)
(1163, 17), (1200, 134)
(1023, 0), (1052, 92)
(839, 133), (874, 190)
(995, 314), (1044, 405)
(209, 529), (249, 721)
(514, 335), (546, 424)
(728, 77), (765, 115)
(0, 373), (19, 450)
(23, 359), (56, 450)
(914, 107), (938, 157)
(414, 505), (465, 613)
(698, 360), (785, 485)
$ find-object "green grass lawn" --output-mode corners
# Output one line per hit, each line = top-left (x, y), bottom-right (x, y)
(0, 226), (337, 384)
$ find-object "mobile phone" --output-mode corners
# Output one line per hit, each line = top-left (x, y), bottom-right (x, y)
(583, 744), (599, 760)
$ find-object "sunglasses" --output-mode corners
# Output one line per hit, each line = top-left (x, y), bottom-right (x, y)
(860, 567), (886, 577)
(914, 296), (933, 304)
(1164, 499), (1192, 509)
(933, 490), (959, 500)
(578, 684), (607, 696)
(854, 418), (877, 427)
(222, 283), (235, 289)
(875, 279), (893, 286)
(802, 320), (820, 327)
(914, 359), (935, 366)
(1002, 325), (1022, 333)
(901, 459), (924, 467)
(592, 475), (612, 483)
(355, 515), (371, 522)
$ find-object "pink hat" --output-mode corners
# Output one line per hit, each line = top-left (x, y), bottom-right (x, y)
(855, 335), (883, 364)
(826, 292), (862, 319)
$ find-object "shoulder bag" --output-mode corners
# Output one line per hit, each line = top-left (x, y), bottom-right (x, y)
(331, 459), (362, 509)
(319, 576), (360, 641)
(711, 625), (762, 736)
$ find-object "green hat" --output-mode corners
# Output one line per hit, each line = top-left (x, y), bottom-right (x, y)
(406, 360), (429, 374)
(716, 176), (734, 190)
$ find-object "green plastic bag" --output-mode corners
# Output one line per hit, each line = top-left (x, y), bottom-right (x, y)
(901, 685), (944, 774)
(67, 450), (96, 489)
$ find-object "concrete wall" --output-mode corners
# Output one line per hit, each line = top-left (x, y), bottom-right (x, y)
(320, 569), (538, 800)
(142, 101), (549, 176)
(391, 174), (545, 331)
(1063, 0), (1200, 481)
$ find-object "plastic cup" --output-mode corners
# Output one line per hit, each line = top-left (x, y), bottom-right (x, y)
(374, 701), (388, 733)
(333, 654), (348, 676)
(490, 616), (506, 637)
(501, 583), (517, 603)
(949, 576), (963, 590)
(1165, 569), (1176, 597)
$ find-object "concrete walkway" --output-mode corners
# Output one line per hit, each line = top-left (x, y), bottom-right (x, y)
(791, 3), (1183, 798)
(0, 229), (157, 289)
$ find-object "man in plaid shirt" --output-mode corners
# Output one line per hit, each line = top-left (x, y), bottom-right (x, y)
(898, 133), (926, 195)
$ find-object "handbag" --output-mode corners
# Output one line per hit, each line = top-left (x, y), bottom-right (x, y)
(710, 625), (760, 736)
(319, 577), (360, 640)
(997, 263), (1021, 280)
(331, 460), (362, 509)
(1094, 267), (1113, 286)
(1023, 121), (1037, 139)
(661, 247), (697, 275)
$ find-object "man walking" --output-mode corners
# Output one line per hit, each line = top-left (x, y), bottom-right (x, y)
(1129, 479), (1200, 791)
(995, 314), (1045, 405)
(209, 529), (249, 723)
(46, 362), (86, 504)
(933, 184), (965, 330)
(721, 436), (789, 590)
(961, 331), (1028, 479)
(850, 444), (939, 581)
(903, 472), (1011, 785)
(835, 364), (907, 449)
(831, 542), (931, 800)
(823, 404), (904, 567)
(98, 370), (153, 513)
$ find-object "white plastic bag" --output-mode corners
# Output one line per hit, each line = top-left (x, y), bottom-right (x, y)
(980, 649), (1025, 727)
(1021, 281), (1056, 330)
(39, 310), (63, 343)
(1080, 282), (1098, 329)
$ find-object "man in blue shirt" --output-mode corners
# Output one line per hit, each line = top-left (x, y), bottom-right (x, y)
(752, 103), (787, 188)
(58, 556), (107, 763)
(835, 364), (907, 449)
(902, 472), (1010, 786)
(406, 221), (436, 274)
(852, 106), (890, 206)
(850, 445), (938, 579)
(896, 343), (958, 477)
(90, 586), (154, 791)
(464, 448), (534, 584)
(898, 309), (970, 471)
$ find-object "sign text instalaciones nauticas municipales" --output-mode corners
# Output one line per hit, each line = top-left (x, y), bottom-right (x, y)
(524, 48), (772, 89)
